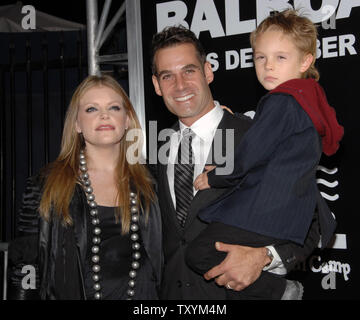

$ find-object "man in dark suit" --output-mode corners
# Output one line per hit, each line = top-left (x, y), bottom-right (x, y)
(150, 26), (320, 299)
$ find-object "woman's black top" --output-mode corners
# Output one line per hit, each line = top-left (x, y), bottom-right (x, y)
(84, 205), (154, 300)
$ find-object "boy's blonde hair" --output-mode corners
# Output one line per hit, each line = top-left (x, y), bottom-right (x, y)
(250, 9), (319, 81)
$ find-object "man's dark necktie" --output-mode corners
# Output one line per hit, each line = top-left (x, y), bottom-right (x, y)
(174, 128), (195, 228)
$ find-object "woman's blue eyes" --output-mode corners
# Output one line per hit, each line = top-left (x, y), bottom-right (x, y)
(85, 106), (97, 112)
(85, 105), (121, 112)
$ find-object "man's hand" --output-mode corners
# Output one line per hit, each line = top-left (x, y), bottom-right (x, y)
(204, 242), (271, 291)
(194, 166), (216, 190)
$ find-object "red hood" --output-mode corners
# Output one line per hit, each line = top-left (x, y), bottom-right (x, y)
(270, 78), (344, 156)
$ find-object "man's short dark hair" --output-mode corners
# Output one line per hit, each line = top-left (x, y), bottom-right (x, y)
(151, 25), (207, 76)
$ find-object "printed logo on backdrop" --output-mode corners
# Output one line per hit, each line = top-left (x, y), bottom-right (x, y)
(291, 164), (350, 291)
(156, 0), (359, 72)
(316, 165), (349, 290)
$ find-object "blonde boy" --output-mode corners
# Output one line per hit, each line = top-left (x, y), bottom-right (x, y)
(186, 9), (343, 300)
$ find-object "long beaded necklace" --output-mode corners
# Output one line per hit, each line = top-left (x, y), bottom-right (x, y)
(79, 149), (141, 300)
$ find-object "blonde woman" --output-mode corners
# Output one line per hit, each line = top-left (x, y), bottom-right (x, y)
(9, 75), (162, 300)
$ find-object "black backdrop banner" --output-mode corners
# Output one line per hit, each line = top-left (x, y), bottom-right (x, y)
(140, 0), (360, 300)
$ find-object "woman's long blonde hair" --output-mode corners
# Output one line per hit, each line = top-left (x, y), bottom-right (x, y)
(39, 75), (155, 233)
